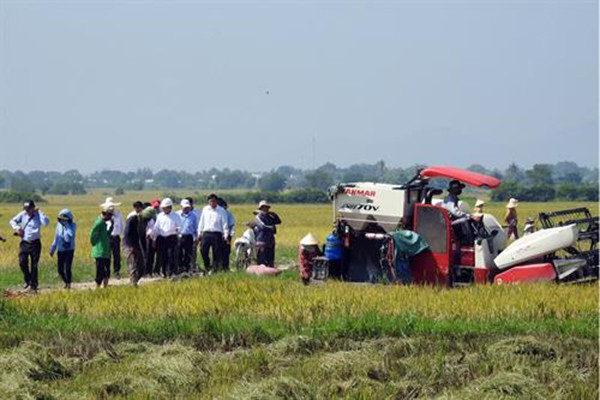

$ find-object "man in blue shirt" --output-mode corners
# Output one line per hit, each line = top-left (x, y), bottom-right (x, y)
(9, 200), (50, 291)
(177, 198), (199, 274)
(218, 197), (236, 271)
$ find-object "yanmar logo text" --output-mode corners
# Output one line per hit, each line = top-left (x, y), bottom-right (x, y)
(344, 188), (376, 197)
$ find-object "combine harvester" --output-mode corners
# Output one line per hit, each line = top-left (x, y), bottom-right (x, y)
(326, 166), (598, 286)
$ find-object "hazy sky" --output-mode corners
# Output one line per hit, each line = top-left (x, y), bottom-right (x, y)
(1, 0), (597, 173)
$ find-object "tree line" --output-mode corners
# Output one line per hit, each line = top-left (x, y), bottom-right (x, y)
(0, 161), (597, 202)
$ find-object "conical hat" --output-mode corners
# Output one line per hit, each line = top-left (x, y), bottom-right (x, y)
(300, 233), (319, 246)
(474, 199), (485, 208)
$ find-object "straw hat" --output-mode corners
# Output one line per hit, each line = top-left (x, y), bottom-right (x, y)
(258, 200), (271, 209)
(100, 197), (121, 209)
(474, 199), (485, 208)
(300, 233), (319, 246)
(506, 198), (519, 208)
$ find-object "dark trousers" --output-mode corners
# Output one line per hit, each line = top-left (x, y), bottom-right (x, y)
(222, 239), (231, 270)
(156, 235), (178, 277)
(95, 257), (110, 285)
(19, 239), (41, 289)
(257, 244), (275, 267)
(201, 232), (223, 272)
(124, 246), (144, 284)
(144, 240), (158, 275)
(57, 250), (74, 284)
(179, 235), (194, 273)
(109, 236), (122, 274)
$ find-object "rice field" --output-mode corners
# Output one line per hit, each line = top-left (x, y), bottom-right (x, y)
(0, 193), (598, 398)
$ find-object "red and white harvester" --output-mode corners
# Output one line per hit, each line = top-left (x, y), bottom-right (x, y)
(328, 166), (598, 286)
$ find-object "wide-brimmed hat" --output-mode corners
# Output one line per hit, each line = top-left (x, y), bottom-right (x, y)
(474, 199), (485, 208)
(506, 198), (519, 208)
(448, 180), (466, 191)
(100, 197), (121, 209)
(161, 198), (174, 208)
(300, 233), (319, 246)
(258, 200), (271, 209)
(525, 216), (535, 224)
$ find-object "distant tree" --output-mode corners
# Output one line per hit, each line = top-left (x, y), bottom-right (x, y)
(526, 164), (554, 186)
(304, 170), (334, 191)
(259, 173), (287, 192)
(10, 173), (35, 193)
(115, 187), (125, 195)
(316, 162), (337, 175)
(552, 161), (582, 183)
(503, 163), (525, 183)
(342, 172), (365, 182)
(154, 170), (183, 188)
(466, 164), (489, 175)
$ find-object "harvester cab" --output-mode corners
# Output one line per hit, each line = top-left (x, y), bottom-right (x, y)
(329, 166), (505, 285)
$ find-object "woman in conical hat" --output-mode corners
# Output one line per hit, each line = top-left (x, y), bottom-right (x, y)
(298, 233), (321, 285)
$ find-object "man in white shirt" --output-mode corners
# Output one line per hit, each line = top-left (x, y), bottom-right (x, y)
(151, 198), (182, 277)
(197, 193), (229, 274)
(101, 197), (125, 279)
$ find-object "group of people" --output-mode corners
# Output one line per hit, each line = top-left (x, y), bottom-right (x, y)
(442, 179), (529, 240)
(7, 195), (281, 291)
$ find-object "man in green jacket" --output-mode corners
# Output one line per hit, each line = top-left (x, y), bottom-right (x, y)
(90, 208), (113, 288)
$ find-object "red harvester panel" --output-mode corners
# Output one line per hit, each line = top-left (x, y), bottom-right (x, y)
(494, 263), (557, 285)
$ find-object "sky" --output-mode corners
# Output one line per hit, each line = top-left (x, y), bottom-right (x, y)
(0, 0), (598, 173)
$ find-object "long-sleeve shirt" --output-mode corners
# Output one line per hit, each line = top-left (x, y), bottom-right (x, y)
(108, 210), (124, 237)
(50, 222), (76, 253)
(254, 211), (281, 245)
(123, 214), (141, 249)
(177, 209), (199, 238)
(90, 216), (112, 259)
(198, 205), (229, 238)
(152, 211), (182, 237)
(225, 209), (236, 238)
(9, 210), (50, 242)
(443, 194), (470, 219)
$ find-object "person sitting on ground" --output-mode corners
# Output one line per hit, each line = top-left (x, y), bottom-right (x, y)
(49, 209), (77, 289)
(298, 233), (321, 285)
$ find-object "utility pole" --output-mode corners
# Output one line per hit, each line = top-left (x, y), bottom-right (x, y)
(311, 136), (316, 170)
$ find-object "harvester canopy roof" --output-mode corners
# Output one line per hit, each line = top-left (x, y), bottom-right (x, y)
(420, 166), (501, 188)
